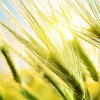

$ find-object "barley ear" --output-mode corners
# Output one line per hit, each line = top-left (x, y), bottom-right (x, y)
(72, 38), (99, 81)
(1, 45), (21, 83)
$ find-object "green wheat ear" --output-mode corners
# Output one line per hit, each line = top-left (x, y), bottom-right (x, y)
(1, 45), (21, 83)
(71, 38), (99, 81)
